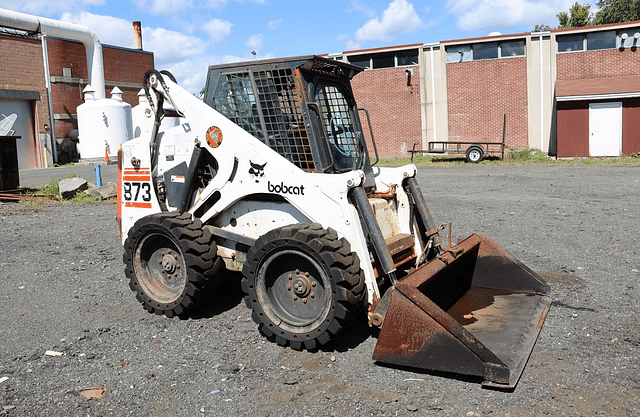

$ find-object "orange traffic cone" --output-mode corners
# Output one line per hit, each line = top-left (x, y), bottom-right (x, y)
(105, 146), (110, 163)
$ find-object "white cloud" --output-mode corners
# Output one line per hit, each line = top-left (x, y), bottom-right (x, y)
(0, 0), (105, 16)
(205, 0), (227, 7)
(245, 34), (263, 52)
(267, 19), (282, 30)
(349, 0), (376, 18)
(202, 19), (233, 43)
(446, 0), (582, 32)
(59, 12), (134, 47)
(59, 11), (208, 64)
(345, 40), (361, 51)
(133, 0), (194, 16)
(144, 27), (208, 60)
(355, 0), (423, 42)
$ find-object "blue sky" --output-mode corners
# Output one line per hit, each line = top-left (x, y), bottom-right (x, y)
(2, 0), (595, 94)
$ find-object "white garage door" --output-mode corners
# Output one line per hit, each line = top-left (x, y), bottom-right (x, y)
(589, 102), (622, 157)
(0, 100), (38, 169)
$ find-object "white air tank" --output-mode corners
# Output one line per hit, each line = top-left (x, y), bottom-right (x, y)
(132, 88), (181, 144)
(77, 85), (133, 159)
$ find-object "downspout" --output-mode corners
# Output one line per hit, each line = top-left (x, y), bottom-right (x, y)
(430, 46), (437, 142)
(0, 8), (105, 99)
(539, 33), (544, 151)
(41, 34), (58, 164)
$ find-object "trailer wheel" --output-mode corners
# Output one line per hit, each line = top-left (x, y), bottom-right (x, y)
(242, 223), (366, 350)
(124, 212), (222, 317)
(466, 146), (484, 163)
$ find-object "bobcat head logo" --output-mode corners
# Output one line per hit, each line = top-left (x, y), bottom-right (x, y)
(249, 161), (267, 183)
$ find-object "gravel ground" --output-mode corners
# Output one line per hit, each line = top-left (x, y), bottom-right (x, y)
(0, 165), (638, 416)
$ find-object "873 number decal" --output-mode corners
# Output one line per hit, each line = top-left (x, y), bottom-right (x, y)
(123, 182), (151, 202)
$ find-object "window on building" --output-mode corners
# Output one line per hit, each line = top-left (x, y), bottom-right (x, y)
(446, 40), (525, 62)
(372, 52), (394, 69)
(347, 49), (418, 69)
(473, 42), (499, 60)
(586, 30), (616, 50)
(348, 55), (371, 69)
(557, 34), (584, 52)
(500, 40), (525, 57)
(446, 45), (472, 62)
(397, 49), (419, 66)
(557, 30), (628, 52)
(618, 30), (635, 48)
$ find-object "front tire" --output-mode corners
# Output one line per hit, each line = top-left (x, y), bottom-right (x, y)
(242, 223), (366, 350)
(124, 212), (222, 317)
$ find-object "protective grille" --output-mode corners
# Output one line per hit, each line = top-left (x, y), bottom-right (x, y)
(315, 84), (360, 172)
(211, 72), (264, 141)
(253, 69), (315, 171)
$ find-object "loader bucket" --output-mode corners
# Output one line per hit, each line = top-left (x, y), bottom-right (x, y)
(372, 233), (551, 389)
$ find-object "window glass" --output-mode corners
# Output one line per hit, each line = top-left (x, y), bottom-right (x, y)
(446, 45), (471, 62)
(501, 40), (525, 57)
(372, 52), (394, 69)
(397, 49), (419, 66)
(314, 83), (361, 172)
(587, 30), (616, 50)
(348, 55), (371, 69)
(472, 42), (498, 60)
(557, 34), (584, 52)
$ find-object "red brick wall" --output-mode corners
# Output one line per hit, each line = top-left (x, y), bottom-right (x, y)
(350, 66), (421, 159)
(47, 38), (154, 138)
(446, 57), (528, 149)
(0, 34), (49, 133)
(557, 48), (640, 80)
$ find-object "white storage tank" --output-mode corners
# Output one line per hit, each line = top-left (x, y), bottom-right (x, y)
(131, 88), (181, 144)
(77, 86), (133, 159)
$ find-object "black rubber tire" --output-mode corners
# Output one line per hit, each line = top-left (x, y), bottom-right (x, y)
(466, 146), (484, 163)
(124, 212), (222, 317)
(242, 223), (366, 350)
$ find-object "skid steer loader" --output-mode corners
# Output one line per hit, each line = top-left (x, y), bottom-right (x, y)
(118, 56), (551, 389)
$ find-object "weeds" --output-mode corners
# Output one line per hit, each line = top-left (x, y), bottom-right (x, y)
(23, 173), (104, 205)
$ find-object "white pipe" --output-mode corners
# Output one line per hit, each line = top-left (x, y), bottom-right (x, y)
(0, 8), (105, 99)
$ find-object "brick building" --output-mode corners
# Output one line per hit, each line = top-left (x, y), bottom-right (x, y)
(341, 45), (422, 158)
(331, 21), (640, 159)
(0, 25), (152, 169)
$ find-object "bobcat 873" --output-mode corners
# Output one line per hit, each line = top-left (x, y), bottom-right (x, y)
(118, 56), (551, 389)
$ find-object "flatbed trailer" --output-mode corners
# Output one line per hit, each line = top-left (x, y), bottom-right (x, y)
(409, 115), (507, 163)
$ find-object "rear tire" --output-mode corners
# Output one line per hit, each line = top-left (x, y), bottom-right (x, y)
(466, 146), (484, 163)
(124, 212), (222, 317)
(242, 223), (366, 350)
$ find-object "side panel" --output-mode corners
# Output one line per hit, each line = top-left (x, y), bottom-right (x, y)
(120, 137), (163, 245)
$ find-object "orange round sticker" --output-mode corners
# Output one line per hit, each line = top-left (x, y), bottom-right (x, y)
(206, 126), (223, 148)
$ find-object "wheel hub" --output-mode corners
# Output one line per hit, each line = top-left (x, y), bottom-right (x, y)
(161, 250), (180, 275)
(291, 273), (313, 298)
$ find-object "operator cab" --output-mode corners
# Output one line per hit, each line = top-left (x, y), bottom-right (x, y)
(203, 55), (375, 186)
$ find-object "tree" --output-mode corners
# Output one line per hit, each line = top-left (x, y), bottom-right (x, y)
(557, 2), (593, 29)
(533, 24), (552, 32)
(593, 0), (640, 25)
